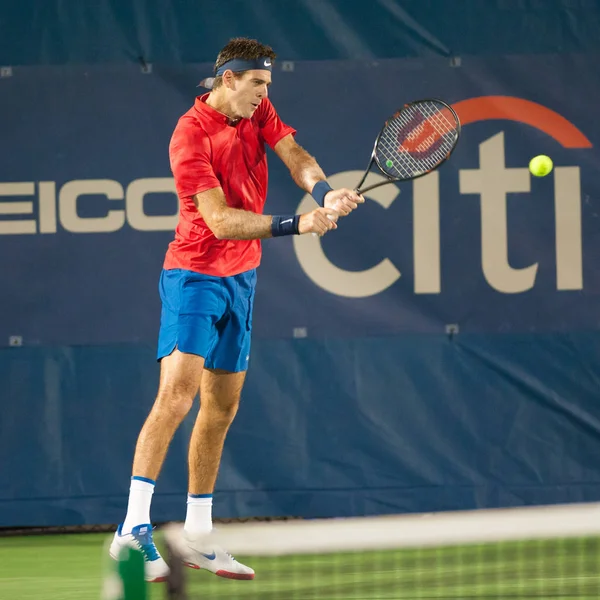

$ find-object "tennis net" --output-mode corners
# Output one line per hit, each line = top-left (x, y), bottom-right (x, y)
(161, 501), (600, 599)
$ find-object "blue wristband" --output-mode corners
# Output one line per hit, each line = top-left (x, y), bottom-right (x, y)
(311, 180), (333, 207)
(271, 214), (300, 237)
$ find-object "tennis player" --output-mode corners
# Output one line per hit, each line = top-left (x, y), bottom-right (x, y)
(110, 37), (364, 582)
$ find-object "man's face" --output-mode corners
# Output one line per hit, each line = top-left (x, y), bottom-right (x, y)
(227, 69), (272, 119)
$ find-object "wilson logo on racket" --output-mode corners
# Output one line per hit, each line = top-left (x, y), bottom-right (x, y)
(395, 112), (445, 157)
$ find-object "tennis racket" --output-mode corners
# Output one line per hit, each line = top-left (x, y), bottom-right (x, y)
(316, 98), (461, 234)
(354, 98), (461, 193)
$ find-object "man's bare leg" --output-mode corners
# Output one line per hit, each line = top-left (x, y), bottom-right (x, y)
(122, 349), (204, 533)
(180, 367), (255, 580)
(184, 368), (246, 535)
(111, 349), (205, 582)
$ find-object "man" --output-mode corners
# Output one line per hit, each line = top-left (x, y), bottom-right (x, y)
(109, 37), (364, 582)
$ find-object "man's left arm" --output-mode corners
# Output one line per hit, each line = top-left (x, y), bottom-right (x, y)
(274, 134), (364, 216)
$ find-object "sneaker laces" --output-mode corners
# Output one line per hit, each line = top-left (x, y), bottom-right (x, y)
(133, 527), (160, 562)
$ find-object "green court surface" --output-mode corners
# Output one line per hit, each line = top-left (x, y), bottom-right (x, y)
(1, 532), (600, 599)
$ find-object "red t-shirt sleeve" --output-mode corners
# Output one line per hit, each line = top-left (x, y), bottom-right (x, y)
(256, 98), (297, 149)
(169, 120), (221, 199)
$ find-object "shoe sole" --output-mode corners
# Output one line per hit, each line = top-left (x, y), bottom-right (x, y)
(184, 562), (254, 580)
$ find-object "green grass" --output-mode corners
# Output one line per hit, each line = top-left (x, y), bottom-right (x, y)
(1, 533), (599, 599)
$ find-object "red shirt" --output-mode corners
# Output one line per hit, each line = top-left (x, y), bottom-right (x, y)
(164, 94), (296, 277)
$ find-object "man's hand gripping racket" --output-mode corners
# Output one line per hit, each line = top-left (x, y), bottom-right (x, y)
(315, 98), (461, 234)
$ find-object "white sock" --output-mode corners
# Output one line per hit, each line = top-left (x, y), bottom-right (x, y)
(184, 494), (213, 536)
(121, 477), (155, 535)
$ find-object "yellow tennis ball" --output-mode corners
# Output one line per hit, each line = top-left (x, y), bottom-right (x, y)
(529, 155), (553, 177)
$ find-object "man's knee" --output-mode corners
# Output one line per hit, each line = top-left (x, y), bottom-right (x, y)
(200, 368), (246, 427)
(200, 392), (240, 429)
(154, 383), (196, 422)
(218, 394), (240, 423)
(153, 348), (204, 422)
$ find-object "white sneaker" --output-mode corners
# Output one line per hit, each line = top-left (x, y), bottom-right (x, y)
(181, 530), (255, 580)
(109, 523), (170, 583)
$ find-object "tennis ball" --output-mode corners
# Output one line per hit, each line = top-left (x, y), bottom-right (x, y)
(386, 159), (394, 168)
(529, 155), (553, 177)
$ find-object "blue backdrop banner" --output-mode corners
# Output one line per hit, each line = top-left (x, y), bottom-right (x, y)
(2, 54), (600, 527)
(1, 55), (598, 347)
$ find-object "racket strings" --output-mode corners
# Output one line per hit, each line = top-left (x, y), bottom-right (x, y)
(378, 131), (415, 179)
(392, 107), (454, 167)
(387, 109), (453, 171)
(376, 101), (458, 179)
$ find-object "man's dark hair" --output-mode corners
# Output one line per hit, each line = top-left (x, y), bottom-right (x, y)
(212, 38), (276, 90)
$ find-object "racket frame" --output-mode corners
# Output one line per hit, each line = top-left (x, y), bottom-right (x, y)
(356, 98), (461, 194)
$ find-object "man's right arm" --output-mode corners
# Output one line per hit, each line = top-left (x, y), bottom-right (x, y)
(193, 187), (338, 240)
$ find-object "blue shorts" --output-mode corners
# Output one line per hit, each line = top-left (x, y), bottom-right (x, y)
(157, 268), (257, 373)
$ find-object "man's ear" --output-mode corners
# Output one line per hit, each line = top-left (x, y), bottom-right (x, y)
(222, 70), (236, 89)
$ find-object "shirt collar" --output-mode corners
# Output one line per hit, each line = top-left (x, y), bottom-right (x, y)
(194, 93), (239, 126)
